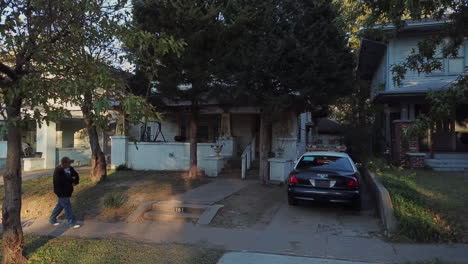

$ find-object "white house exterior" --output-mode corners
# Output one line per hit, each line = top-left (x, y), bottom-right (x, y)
(0, 103), (105, 171)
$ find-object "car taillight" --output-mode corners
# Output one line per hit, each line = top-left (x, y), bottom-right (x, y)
(347, 177), (359, 188)
(288, 173), (299, 185)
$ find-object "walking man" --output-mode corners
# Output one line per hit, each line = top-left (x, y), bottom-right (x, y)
(49, 157), (81, 229)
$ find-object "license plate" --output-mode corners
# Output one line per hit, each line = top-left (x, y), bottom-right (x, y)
(315, 179), (330, 187)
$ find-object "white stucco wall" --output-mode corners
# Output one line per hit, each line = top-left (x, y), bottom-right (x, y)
(0, 141), (7, 158)
(272, 112), (298, 161)
(122, 141), (229, 171)
(56, 148), (92, 166)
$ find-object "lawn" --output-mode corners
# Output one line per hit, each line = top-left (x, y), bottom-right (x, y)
(0, 169), (210, 222)
(368, 159), (468, 243)
(0, 236), (223, 264)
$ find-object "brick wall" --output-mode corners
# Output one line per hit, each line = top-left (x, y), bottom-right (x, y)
(406, 154), (426, 168)
(392, 120), (420, 166)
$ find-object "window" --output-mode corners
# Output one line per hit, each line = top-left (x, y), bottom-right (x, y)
(296, 155), (354, 172)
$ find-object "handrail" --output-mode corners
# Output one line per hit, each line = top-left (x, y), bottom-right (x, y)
(241, 137), (256, 179)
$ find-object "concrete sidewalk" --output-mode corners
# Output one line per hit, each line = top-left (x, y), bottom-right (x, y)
(218, 252), (374, 264)
(168, 178), (255, 204)
(19, 218), (468, 264)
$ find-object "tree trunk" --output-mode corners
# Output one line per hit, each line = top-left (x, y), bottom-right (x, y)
(2, 98), (27, 264)
(259, 113), (272, 185)
(188, 106), (200, 178)
(81, 93), (107, 183)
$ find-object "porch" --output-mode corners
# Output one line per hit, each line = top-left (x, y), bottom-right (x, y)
(0, 118), (99, 172)
(113, 109), (300, 181)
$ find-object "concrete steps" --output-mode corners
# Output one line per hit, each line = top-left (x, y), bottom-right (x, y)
(141, 201), (223, 225)
(143, 211), (200, 222)
(425, 153), (468, 172)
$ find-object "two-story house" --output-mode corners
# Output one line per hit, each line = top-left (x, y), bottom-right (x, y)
(358, 19), (468, 171)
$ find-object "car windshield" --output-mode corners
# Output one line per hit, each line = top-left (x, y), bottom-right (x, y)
(296, 155), (353, 172)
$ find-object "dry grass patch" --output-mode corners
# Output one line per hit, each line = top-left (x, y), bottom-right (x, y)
(0, 170), (210, 222)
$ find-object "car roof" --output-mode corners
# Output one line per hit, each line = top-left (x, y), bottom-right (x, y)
(301, 151), (351, 158)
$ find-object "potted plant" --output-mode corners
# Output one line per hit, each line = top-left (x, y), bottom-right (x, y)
(275, 147), (285, 158)
(211, 140), (224, 157)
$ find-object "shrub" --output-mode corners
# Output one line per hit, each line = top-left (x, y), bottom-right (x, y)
(116, 164), (131, 171)
(102, 192), (126, 209)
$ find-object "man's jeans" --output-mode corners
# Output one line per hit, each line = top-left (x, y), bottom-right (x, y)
(49, 197), (76, 226)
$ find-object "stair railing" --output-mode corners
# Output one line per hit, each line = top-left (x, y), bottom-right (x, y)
(241, 137), (256, 179)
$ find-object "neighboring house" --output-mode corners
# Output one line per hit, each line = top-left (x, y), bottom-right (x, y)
(0, 103), (109, 171)
(358, 19), (468, 170)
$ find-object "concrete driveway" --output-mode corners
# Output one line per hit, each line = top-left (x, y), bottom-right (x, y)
(265, 179), (382, 239)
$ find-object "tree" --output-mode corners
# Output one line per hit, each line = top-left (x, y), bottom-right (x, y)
(0, 0), (168, 261)
(132, 0), (226, 178)
(0, 1), (104, 261)
(223, 0), (354, 183)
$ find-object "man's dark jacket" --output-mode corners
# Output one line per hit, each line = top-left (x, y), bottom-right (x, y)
(53, 166), (79, 197)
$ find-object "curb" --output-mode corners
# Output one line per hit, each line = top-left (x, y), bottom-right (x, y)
(361, 169), (397, 235)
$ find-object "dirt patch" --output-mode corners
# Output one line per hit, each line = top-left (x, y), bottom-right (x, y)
(210, 183), (284, 229)
(11, 170), (210, 223)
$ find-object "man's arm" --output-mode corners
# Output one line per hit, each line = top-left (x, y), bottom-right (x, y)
(71, 167), (80, 185)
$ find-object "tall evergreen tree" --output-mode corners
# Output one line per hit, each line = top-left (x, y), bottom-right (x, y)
(223, 0), (355, 183)
(133, 0), (226, 178)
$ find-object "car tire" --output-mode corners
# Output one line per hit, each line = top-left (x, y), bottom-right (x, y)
(288, 196), (298, 206)
(351, 199), (361, 211)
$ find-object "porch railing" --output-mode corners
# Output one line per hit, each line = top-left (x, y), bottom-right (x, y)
(241, 137), (256, 180)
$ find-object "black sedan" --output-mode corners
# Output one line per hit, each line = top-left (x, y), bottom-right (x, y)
(287, 151), (361, 209)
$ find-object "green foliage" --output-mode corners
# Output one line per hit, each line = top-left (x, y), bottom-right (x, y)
(132, 0), (225, 105)
(405, 75), (468, 138)
(222, 0), (354, 112)
(102, 192), (127, 209)
(115, 164), (131, 171)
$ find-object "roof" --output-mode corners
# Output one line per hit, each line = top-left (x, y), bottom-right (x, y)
(373, 78), (459, 103)
(376, 18), (448, 33)
(316, 118), (343, 133)
(302, 151), (350, 158)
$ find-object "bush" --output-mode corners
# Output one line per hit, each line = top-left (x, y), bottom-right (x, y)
(102, 192), (126, 209)
(116, 164), (131, 171)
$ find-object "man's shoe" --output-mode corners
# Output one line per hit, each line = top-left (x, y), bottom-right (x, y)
(71, 224), (81, 229)
(50, 220), (60, 226)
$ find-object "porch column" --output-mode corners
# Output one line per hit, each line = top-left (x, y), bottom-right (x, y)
(220, 112), (232, 138)
(400, 104), (409, 120)
(384, 106), (391, 145)
(36, 121), (57, 169)
(110, 136), (128, 169)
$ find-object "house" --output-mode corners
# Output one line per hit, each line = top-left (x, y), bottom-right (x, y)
(111, 102), (311, 181)
(0, 103), (110, 172)
(358, 19), (468, 170)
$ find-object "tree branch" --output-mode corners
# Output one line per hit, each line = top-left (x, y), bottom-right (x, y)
(0, 62), (17, 80)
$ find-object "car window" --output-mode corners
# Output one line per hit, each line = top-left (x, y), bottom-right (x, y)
(296, 155), (353, 172)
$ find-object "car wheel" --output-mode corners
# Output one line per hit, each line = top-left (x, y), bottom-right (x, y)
(352, 199), (361, 210)
(288, 196), (298, 206)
